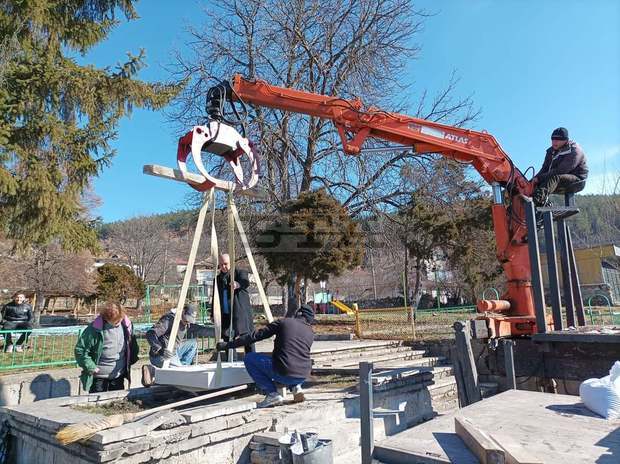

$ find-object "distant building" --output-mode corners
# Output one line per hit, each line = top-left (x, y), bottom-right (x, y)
(540, 243), (620, 305)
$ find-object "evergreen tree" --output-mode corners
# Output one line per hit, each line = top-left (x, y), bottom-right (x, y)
(257, 189), (363, 304)
(0, 1), (178, 250)
(95, 263), (145, 305)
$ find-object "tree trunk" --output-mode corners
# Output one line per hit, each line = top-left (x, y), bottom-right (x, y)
(281, 285), (288, 316)
(285, 274), (297, 317)
(33, 291), (45, 327)
(404, 247), (409, 307)
(412, 257), (424, 310)
(369, 250), (378, 300)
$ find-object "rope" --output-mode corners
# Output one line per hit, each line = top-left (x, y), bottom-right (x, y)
(227, 188), (236, 362)
(229, 197), (274, 322)
(162, 190), (211, 368)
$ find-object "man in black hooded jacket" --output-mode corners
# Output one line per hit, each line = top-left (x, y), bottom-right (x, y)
(217, 304), (314, 408)
(532, 127), (588, 206)
(2, 292), (33, 352)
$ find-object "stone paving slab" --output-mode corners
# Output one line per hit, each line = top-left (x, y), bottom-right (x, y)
(375, 390), (620, 464)
(180, 398), (256, 423)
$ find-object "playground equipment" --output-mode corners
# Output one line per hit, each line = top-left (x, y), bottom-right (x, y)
(331, 300), (355, 315)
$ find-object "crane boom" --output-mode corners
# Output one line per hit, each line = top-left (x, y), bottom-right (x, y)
(221, 75), (544, 336)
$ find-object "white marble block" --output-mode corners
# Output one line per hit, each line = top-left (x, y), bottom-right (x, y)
(153, 362), (254, 392)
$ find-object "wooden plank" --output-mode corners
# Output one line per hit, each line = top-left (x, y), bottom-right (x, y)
(454, 416), (505, 464)
(143, 164), (267, 199)
(490, 433), (543, 464)
(163, 191), (211, 368)
(230, 198), (274, 323)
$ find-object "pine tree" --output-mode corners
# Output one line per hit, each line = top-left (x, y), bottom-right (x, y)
(0, 1), (178, 250)
(257, 189), (363, 304)
(96, 263), (145, 305)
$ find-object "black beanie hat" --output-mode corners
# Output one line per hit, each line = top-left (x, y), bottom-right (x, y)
(297, 304), (315, 323)
(551, 127), (569, 140)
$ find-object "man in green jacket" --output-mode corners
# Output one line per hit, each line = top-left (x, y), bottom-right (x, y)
(75, 304), (139, 393)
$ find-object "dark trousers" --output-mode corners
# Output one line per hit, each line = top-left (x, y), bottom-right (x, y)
(533, 173), (582, 206)
(89, 376), (126, 393)
(243, 352), (305, 394)
(222, 312), (255, 354)
(2, 321), (32, 347)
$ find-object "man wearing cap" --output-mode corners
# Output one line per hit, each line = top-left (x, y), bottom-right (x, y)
(216, 304), (315, 408)
(532, 127), (588, 206)
(142, 304), (214, 386)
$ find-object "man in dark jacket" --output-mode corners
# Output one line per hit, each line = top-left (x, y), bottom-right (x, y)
(142, 304), (214, 386)
(216, 304), (315, 408)
(214, 254), (255, 354)
(1, 292), (33, 352)
(532, 127), (588, 206)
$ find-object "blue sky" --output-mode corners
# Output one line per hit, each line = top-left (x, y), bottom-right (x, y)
(86, 0), (620, 222)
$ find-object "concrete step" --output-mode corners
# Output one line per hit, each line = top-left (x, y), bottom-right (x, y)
(311, 341), (400, 356)
(427, 376), (457, 395)
(367, 355), (448, 369)
(313, 357), (448, 375)
(316, 350), (427, 368)
(312, 345), (418, 363)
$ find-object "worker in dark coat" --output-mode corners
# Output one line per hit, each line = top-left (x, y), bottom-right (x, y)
(213, 253), (255, 353)
(532, 127), (588, 206)
(217, 304), (314, 408)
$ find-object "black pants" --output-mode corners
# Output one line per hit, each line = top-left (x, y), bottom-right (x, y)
(2, 321), (32, 347)
(533, 173), (582, 206)
(89, 376), (126, 393)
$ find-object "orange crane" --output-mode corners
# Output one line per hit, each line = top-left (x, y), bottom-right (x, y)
(203, 75), (547, 337)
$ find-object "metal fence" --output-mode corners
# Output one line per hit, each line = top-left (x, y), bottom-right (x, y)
(0, 324), (215, 372)
(144, 284), (210, 323)
(354, 306), (477, 340)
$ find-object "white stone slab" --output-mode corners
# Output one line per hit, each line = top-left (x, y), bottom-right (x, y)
(153, 362), (253, 391)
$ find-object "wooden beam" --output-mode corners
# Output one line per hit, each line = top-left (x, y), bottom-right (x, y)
(454, 416), (505, 464)
(162, 191), (211, 368)
(143, 164), (267, 199)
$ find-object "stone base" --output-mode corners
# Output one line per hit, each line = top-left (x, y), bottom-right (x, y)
(154, 362), (253, 392)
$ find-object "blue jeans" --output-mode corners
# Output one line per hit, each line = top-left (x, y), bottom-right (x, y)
(150, 339), (197, 368)
(243, 352), (305, 394)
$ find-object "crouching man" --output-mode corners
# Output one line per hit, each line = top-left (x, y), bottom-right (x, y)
(142, 304), (214, 386)
(216, 304), (315, 408)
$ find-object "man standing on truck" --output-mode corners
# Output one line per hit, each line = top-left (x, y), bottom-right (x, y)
(532, 127), (588, 206)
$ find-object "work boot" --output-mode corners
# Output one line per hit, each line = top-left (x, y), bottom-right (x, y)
(257, 392), (284, 408)
(5, 344), (13, 353)
(292, 384), (305, 403)
(141, 365), (155, 387)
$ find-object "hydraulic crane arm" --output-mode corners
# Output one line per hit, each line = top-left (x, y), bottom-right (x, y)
(228, 75), (531, 193)
(212, 75), (542, 336)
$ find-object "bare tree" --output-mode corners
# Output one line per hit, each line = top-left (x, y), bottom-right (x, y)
(0, 243), (96, 325)
(169, 0), (479, 308)
(103, 217), (171, 284)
